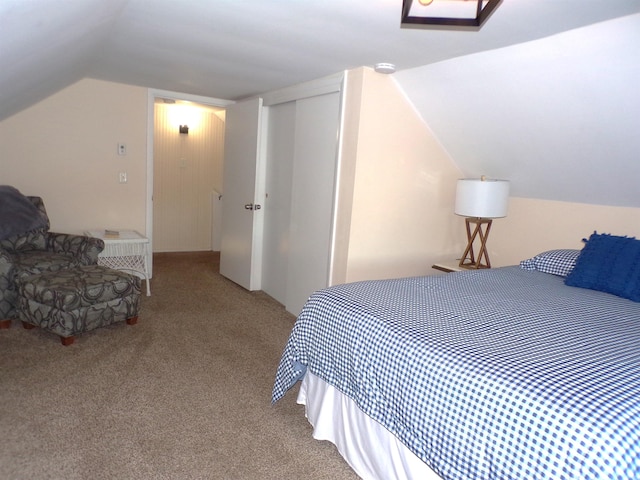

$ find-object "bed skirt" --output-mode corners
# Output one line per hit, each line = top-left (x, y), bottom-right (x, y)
(297, 372), (442, 480)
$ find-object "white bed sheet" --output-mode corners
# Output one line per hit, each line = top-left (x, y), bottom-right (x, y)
(298, 371), (442, 480)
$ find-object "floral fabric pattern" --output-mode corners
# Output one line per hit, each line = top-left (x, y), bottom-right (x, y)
(17, 265), (140, 338)
(0, 196), (105, 323)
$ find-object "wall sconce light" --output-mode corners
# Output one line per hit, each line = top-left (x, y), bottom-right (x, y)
(454, 176), (509, 269)
(179, 125), (189, 134)
(402, 0), (502, 28)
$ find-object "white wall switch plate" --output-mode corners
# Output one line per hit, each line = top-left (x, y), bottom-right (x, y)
(117, 143), (127, 156)
(118, 171), (128, 183)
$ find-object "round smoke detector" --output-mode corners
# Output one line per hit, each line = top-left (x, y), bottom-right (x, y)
(374, 63), (396, 74)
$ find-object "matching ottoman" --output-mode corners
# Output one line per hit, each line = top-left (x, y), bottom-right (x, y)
(17, 265), (140, 345)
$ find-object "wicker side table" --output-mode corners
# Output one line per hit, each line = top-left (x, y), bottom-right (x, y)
(85, 229), (151, 296)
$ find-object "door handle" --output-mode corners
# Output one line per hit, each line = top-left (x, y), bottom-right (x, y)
(244, 204), (262, 210)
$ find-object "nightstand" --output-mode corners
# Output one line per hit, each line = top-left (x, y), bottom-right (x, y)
(431, 263), (464, 273)
(85, 229), (151, 296)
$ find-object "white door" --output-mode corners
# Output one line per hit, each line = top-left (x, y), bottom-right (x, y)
(285, 92), (341, 314)
(260, 91), (341, 315)
(261, 101), (296, 305)
(219, 97), (264, 290)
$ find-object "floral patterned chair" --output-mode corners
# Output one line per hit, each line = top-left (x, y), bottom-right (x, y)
(0, 190), (105, 328)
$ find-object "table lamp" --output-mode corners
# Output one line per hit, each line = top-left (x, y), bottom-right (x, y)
(455, 176), (509, 269)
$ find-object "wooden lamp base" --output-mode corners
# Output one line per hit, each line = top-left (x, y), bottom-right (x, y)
(458, 217), (493, 269)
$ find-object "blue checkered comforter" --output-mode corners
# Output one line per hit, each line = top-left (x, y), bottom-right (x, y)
(272, 266), (640, 480)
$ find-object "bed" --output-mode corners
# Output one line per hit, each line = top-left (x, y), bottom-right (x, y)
(272, 236), (640, 480)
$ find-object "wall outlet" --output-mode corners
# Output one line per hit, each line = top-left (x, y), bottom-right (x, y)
(118, 143), (127, 156)
(118, 172), (128, 183)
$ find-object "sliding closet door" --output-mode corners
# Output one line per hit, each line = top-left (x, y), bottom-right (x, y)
(261, 102), (295, 304)
(285, 92), (341, 315)
(260, 92), (341, 315)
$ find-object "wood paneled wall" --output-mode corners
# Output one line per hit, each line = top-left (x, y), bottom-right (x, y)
(153, 102), (225, 252)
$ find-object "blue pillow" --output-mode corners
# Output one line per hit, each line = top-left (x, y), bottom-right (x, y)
(564, 232), (640, 302)
(520, 249), (580, 277)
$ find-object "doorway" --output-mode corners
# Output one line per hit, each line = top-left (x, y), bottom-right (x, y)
(146, 89), (234, 261)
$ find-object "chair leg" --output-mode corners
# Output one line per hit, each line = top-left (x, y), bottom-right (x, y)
(0, 319), (11, 329)
(126, 316), (138, 325)
(22, 321), (35, 330)
(60, 336), (74, 346)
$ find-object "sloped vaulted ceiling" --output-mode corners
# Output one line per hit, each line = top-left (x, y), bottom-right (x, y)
(395, 13), (640, 208)
(1, 0), (639, 207)
(0, 0), (128, 120)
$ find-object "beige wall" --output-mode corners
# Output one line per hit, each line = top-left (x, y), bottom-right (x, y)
(2, 74), (638, 280)
(0, 78), (148, 235)
(490, 197), (640, 267)
(335, 67), (640, 281)
(338, 68), (464, 283)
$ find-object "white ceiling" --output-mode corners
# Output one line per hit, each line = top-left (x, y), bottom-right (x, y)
(2, 0), (638, 120)
(1, 0), (639, 207)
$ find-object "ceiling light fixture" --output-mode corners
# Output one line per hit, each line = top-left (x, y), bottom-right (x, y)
(401, 0), (502, 28)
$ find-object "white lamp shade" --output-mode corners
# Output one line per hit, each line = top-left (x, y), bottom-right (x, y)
(455, 178), (510, 218)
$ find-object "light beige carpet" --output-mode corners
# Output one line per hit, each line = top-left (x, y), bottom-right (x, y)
(0, 252), (359, 480)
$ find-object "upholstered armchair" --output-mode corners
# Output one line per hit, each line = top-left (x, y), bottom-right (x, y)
(0, 191), (104, 327)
